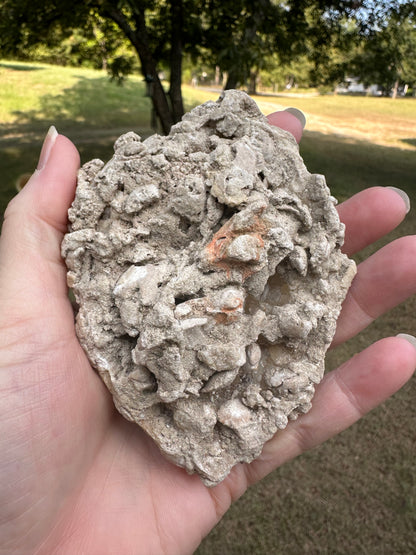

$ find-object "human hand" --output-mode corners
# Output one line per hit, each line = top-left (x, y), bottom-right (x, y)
(0, 117), (415, 555)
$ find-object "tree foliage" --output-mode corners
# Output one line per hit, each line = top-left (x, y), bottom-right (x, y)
(349, 2), (416, 95)
(1, 0), (414, 132)
(199, 0), (288, 91)
(1, 0), (193, 132)
(13, 15), (138, 76)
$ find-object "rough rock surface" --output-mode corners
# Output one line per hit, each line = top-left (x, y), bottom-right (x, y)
(62, 90), (356, 486)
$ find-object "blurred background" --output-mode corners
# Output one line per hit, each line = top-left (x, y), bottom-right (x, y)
(0, 1), (415, 553)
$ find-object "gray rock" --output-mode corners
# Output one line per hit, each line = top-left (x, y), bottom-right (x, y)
(62, 90), (356, 486)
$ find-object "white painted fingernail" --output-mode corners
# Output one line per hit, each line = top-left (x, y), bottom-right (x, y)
(284, 107), (306, 129)
(397, 334), (416, 351)
(36, 126), (58, 171)
(386, 187), (410, 214)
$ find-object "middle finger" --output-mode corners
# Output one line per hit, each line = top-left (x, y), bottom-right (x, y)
(332, 235), (416, 347)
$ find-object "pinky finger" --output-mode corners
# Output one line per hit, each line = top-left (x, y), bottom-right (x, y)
(244, 336), (416, 485)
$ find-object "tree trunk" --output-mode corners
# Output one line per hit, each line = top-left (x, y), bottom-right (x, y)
(168, 0), (184, 123)
(247, 70), (258, 95)
(224, 70), (239, 90)
(139, 58), (174, 134)
(222, 71), (228, 89)
(391, 79), (399, 99)
(151, 78), (174, 134)
(215, 65), (220, 86)
(104, 3), (174, 134)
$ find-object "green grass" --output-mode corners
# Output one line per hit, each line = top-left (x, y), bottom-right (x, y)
(252, 92), (416, 151)
(0, 60), (152, 127)
(1, 60), (415, 555)
(0, 60), (156, 214)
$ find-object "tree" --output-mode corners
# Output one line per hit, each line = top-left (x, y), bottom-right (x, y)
(200, 0), (289, 93)
(0, 0), (195, 133)
(200, 0), (355, 94)
(0, 0), (361, 129)
(349, 3), (416, 96)
(18, 15), (138, 74)
(259, 54), (315, 92)
(2, 1), (413, 132)
(202, 1), (377, 95)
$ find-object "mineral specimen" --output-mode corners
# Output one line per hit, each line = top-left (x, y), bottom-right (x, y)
(62, 90), (356, 486)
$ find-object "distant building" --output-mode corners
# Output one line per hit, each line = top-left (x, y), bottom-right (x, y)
(336, 77), (382, 96)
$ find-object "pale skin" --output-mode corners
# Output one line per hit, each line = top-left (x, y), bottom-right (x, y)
(0, 114), (415, 555)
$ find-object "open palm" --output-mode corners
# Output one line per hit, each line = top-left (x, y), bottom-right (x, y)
(0, 119), (415, 555)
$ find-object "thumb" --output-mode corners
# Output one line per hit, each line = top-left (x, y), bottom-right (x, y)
(0, 127), (80, 318)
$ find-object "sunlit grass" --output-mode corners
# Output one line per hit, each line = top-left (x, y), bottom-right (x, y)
(0, 60), (151, 129)
(251, 92), (416, 150)
(184, 83), (416, 150)
(1, 59), (415, 218)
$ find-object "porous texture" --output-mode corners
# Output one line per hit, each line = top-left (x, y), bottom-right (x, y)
(62, 91), (356, 486)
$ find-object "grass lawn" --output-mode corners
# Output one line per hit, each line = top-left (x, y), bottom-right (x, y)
(253, 92), (416, 151)
(1, 60), (415, 555)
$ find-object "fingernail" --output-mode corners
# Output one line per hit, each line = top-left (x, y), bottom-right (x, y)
(386, 186), (410, 214)
(397, 333), (416, 351)
(284, 107), (306, 129)
(37, 126), (58, 171)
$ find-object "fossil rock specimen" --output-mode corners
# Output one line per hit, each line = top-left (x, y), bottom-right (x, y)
(62, 90), (356, 486)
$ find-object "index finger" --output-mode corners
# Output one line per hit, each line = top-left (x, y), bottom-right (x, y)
(337, 186), (409, 255)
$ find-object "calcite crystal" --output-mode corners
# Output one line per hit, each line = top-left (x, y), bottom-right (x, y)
(62, 91), (356, 486)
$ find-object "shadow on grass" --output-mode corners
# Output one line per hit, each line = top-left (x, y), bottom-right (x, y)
(0, 74), (152, 138)
(1, 101), (416, 225)
(300, 130), (416, 203)
(0, 61), (45, 71)
(0, 75), (158, 226)
(196, 132), (416, 554)
(402, 138), (416, 148)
